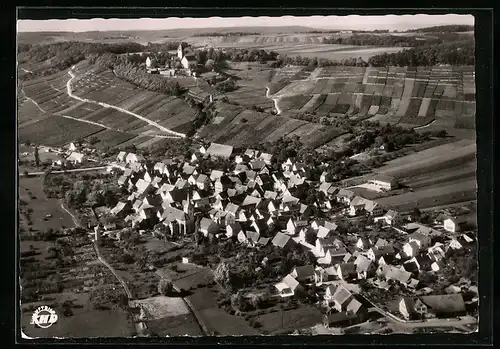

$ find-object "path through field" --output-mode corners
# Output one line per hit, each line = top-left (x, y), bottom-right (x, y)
(265, 87), (282, 115)
(67, 68), (185, 138)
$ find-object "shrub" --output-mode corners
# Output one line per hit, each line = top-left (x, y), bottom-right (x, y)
(158, 279), (173, 296)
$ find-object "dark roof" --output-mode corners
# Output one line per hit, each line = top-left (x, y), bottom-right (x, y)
(372, 174), (397, 183)
(419, 294), (466, 314)
(293, 265), (315, 278)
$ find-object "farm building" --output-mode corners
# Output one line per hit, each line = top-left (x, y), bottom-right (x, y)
(443, 216), (467, 233)
(274, 274), (303, 298)
(66, 152), (86, 164)
(399, 294), (466, 320)
(368, 174), (398, 191)
(206, 143), (233, 159)
(126, 153), (145, 164)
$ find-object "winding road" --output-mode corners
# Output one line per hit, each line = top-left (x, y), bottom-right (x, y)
(67, 68), (185, 138)
(265, 87), (282, 115)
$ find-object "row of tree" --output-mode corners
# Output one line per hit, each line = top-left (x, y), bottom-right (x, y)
(406, 25), (474, 33)
(89, 53), (185, 96)
(367, 41), (475, 66)
(322, 32), (473, 48)
(192, 32), (260, 37)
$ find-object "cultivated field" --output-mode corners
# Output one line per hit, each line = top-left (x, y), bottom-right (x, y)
(18, 60), (196, 150)
(339, 138), (477, 212)
(183, 35), (407, 60)
(264, 65), (475, 130)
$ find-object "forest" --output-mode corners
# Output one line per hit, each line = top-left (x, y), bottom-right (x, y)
(406, 25), (474, 33)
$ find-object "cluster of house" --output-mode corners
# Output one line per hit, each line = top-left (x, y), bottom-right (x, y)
(51, 142), (89, 167)
(102, 141), (475, 325)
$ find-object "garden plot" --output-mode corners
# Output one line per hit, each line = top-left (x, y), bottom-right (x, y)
(131, 296), (190, 321)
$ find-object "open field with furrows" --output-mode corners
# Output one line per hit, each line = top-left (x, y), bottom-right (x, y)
(375, 178), (477, 212)
(375, 139), (476, 178)
(18, 64), (191, 147)
(18, 114), (105, 147)
(184, 35), (407, 60)
(70, 66), (198, 133)
(260, 65), (475, 130)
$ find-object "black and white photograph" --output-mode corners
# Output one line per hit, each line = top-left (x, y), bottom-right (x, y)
(17, 9), (479, 339)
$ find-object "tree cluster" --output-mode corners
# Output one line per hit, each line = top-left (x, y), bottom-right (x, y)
(192, 32), (261, 37)
(91, 53), (185, 96)
(406, 25), (474, 33)
(368, 41), (475, 66)
(323, 34), (444, 47)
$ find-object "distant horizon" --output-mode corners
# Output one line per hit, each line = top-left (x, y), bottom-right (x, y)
(17, 14), (474, 33)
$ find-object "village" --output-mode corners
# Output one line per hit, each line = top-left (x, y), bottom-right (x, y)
(17, 16), (480, 337)
(56, 138), (478, 333)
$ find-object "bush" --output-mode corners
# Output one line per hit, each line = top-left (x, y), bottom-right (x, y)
(252, 321), (261, 328)
(158, 279), (173, 296)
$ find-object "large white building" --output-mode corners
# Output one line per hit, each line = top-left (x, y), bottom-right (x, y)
(368, 174), (398, 191)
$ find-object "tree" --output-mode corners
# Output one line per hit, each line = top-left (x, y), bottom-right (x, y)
(214, 261), (234, 291)
(158, 279), (173, 296)
(34, 146), (40, 166)
(205, 59), (215, 71)
(410, 208), (422, 222)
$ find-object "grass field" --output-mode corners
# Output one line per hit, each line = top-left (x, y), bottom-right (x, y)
(19, 177), (75, 231)
(254, 306), (323, 334)
(21, 292), (134, 338)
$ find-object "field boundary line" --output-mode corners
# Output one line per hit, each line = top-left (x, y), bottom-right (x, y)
(60, 200), (82, 228)
(68, 68), (185, 138)
(154, 270), (209, 336)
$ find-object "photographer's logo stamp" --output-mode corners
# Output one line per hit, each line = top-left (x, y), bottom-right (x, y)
(30, 306), (58, 328)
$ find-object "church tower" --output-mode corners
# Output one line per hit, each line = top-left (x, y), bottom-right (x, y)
(177, 43), (184, 60)
(184, 187), (195, 234)
(184, 187), (194, 217)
